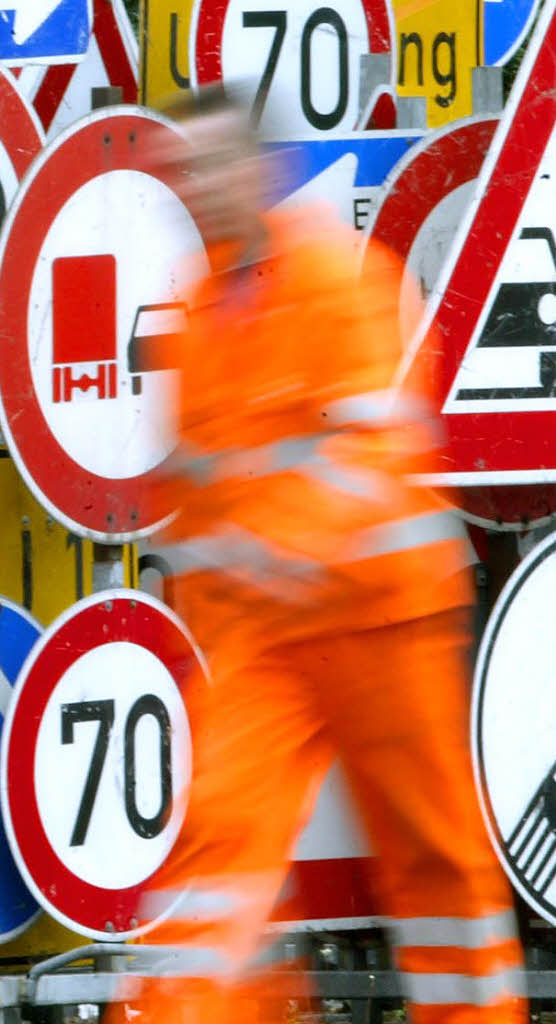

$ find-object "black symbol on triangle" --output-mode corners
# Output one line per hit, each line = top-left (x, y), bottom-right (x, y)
(456, 228), (556, 401)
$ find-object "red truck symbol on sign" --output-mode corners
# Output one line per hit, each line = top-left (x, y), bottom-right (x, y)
(51, 255), (187, 403)
(52, 254), (118, 403)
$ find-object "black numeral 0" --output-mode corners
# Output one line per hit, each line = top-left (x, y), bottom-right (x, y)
(124, 694), (173, 839)
(301, 8), (348, 130)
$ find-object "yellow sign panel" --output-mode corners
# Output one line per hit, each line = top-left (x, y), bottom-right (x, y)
(393, 0), (483, 127)
(0, 455), (137, 628)
(140, 0), (194, 107)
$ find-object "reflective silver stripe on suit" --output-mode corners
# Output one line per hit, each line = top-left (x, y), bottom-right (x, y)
(324, 390), (429, 427)
(165, 435), (329, 485)
(156, 512), (467, 585)
(301, 459), (393, 500)
(141, 888), (237, 922)
(138, 946), (230, 977)
(157, 526), (324, 592)
(351, 510), (467, 560)
(401, 967), (525, 1006)
(389, 910), (518, 949)
(141, 887), (241, 923)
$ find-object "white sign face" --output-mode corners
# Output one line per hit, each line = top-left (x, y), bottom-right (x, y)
(193, 0), (380, 137)
(35, 641), (190, 891)
(29, 169), (205, 480)
(472, 534), (556, 925)
(223, 0), (367, 135)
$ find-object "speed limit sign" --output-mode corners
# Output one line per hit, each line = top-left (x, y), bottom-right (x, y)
(189, 0), (393, 136)
(0, 590), (205, 940)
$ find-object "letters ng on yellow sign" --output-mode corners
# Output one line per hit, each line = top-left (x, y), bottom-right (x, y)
(140, 0), (193, 107)
(393, 0), (483, 127)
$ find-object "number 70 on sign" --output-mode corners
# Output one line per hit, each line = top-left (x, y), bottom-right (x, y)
(187, 0), (391, 135)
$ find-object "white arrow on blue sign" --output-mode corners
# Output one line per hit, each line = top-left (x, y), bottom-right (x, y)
(0, 599), (41, 943)
(0, 0), (91, 66)
(265, 132), (422, 234)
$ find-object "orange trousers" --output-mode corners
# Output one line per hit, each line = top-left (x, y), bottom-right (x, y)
(113, 609), (526, 1024)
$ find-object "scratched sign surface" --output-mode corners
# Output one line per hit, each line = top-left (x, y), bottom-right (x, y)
(0, 108), (208, 542)
(388, 1), (556, 525)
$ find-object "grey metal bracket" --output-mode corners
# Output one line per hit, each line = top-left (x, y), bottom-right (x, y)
(472, 66), (504, 116)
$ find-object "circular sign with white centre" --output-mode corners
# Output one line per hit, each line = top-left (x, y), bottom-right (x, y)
(0, 107), (208, 541)
(472, 533), (556, 926)
(189, 0), (393, 137)
(1, 590), (205, 940)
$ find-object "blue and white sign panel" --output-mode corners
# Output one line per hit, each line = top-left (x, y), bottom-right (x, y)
(0, 0), (91, 66)
(267, 131), (422, 235)
(0, 599), (41, 942)
(484, 0), (541, 66)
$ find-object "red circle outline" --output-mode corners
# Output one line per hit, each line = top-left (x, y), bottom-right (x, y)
(193, 0), (391, 88)
(5, 596), (198, 937)
(0, 113), (193, 539)
(371, 119), (498, 265)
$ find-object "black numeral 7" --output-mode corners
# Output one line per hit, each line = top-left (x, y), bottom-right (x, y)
(61, 700), (115, 846)
(242, 11), (287, 127)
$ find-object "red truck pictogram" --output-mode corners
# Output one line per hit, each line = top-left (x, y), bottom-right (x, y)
(51, 254), (118, 403)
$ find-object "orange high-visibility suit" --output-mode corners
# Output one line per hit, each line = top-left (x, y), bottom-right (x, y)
(131, 209), (526, 1024)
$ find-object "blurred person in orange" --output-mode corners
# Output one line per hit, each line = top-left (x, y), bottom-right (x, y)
(122, 86), (526, 1024)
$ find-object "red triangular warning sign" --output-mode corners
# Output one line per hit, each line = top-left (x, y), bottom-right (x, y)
(393, 1), (556, 491)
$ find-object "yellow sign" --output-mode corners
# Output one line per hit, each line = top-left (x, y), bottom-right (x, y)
(140, 0), (194, 107)
(0, 455), (137, 627)
(393, 0), (483, 127)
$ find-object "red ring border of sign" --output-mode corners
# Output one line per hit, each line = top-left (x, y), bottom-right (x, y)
(0, 589), (203, 941)
(0, 107), (196, 542)
(189, 0), (393, 90)
(0, 68), (44, 178)
(366, 116), (499, 272)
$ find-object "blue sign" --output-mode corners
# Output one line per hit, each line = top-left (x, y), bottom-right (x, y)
(0, 0), (90, 66)
(484, 0), (541, 66)
(265, 133), (422, 226)
(0, 600), (41, 942)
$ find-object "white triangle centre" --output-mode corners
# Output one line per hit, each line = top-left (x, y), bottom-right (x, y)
(445, 122), (556, 414)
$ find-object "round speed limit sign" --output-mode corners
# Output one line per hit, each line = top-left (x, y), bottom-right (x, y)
(0, 591), (205, 940)
(189, 0), (393, 136)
